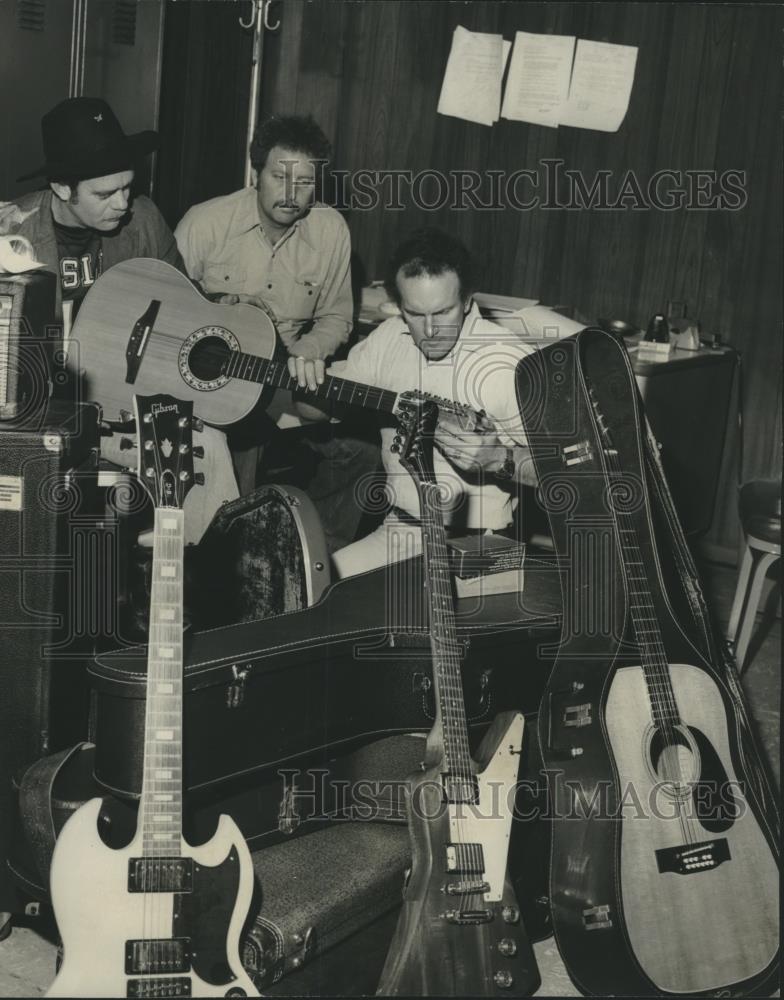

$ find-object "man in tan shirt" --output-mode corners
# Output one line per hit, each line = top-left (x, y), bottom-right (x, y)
(175, 114), (379, 549)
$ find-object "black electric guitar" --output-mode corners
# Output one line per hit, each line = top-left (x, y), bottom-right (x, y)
(376, 398), (539, 997)
(47, 394), (259, 998)
(70, 257), (475, 427)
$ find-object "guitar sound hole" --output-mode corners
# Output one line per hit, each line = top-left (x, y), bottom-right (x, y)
(188, 336), (233, 381)
(648, 725), (700, 797)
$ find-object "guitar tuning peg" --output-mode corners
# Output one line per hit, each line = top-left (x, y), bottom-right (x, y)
(194, 472), (205, 486)
(119, 409), (133, 423)
(192, 417), (204, 432)
(390, 444), (401, 454)
(119, 437), (134, 451)
(192, 446), (204, 459)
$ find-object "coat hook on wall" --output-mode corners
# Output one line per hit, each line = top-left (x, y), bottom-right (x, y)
(239, 0), (280, 33)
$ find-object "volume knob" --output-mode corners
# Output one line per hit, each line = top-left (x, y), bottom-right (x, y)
(498, 938), (517, 956)
(501, 905), (520, 924)
(494, 970), (514, 989)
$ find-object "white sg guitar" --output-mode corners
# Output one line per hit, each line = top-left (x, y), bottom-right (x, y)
(47, 393), (259, 998)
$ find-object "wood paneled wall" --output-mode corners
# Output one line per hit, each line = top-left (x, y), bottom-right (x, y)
(256, 0), (781, 560)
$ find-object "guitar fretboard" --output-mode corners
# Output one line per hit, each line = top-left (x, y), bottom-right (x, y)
(419, 480), (475, 795)
(224, 350), (473, 422)
(591, 391), (681, 729)
(225, 351), (399, 413)
(138, 507), (185, 856)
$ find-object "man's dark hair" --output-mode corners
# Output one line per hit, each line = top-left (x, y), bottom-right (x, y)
(250, 114), (332, 171)
(384, 228), (475, 305)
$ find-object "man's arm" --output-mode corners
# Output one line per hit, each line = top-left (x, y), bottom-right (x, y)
(173, 206), (206, 282)
(290, 212), (352, 361)
(134, 196), (185, 273)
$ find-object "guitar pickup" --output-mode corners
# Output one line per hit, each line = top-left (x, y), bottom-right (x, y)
(582, 905), (612, 931)
(128, 857), (193, 893)
(126, 937), (191, 975)
(446, 842), (485, 874)
(563, 703), (592, 728)
(445, 880), (490, 896)
(444, 909), (493, 925)
(563, 441), (593, 466)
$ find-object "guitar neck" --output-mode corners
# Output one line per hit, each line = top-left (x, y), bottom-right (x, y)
(591, 385), (681, 729)
(418, 480), (475, 795)
(138, 506), (185, 855)
(224, 350), (475, 422)
(226, 350), (400, 415)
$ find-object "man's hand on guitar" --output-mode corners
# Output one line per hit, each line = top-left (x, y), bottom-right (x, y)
(435, 412), (538, 486)
(217, 292), (277, 324)
(287, 354), (325, 391)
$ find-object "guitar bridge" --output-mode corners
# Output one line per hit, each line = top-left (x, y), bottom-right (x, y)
(126, 977), (192, 997)
(125, 300), (160, 384)
(656, 837), (730, 875)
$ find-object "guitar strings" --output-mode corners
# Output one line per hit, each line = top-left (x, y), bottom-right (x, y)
(589, 385), (698, 846)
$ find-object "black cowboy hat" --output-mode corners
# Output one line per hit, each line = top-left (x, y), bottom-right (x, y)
(16, 97), (159, 183)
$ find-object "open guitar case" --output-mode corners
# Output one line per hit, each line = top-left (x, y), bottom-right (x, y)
(515, 327), (780, 997)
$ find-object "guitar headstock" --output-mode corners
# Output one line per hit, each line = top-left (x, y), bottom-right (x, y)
(132, 394), (201, 509)
(394, 395), (440, 483)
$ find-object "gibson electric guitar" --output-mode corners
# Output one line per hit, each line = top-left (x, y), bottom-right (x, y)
(47, 394), (259, 998)
(376, 398), (539, 997)
(69, 257), (475, 427)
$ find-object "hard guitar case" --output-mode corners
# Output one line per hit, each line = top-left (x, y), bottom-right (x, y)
(514, 327), (779, 997)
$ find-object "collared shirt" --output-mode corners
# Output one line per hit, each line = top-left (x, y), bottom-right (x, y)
(328, 303), (534, 528)
(175, 187), (352, 360)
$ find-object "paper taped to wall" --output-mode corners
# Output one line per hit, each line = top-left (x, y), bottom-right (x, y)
(501, 31), (575, 127)
(437, 26), (511, 126)
(559, 39), (638, 132)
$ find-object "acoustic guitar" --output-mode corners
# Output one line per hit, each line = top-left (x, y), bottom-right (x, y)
(47, 394), (259, 998)
(588, 383), (779, 994)
(517, 328), (779, 996)
(69, 257), (473, 426)
(376, 397), (539, 997)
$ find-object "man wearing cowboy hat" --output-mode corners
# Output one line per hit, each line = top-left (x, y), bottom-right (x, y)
(0, 96), (182, 322)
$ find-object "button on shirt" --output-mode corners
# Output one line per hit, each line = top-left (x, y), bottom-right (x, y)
(175, 187), (352, 360)
(328, 304), (534, 528)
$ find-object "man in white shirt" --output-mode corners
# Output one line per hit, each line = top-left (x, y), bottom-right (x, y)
(291, 228), (541, 577)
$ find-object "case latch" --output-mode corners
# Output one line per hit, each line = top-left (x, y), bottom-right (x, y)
(227, 663), (252, 709)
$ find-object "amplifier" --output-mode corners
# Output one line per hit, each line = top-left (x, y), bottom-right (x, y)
(0, 270), (58, 423)
(0, 400), (101, 912)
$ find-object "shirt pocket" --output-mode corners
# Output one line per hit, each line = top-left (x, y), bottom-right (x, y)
(285, 275), (321, 320)
(202, 260), (248, 296)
